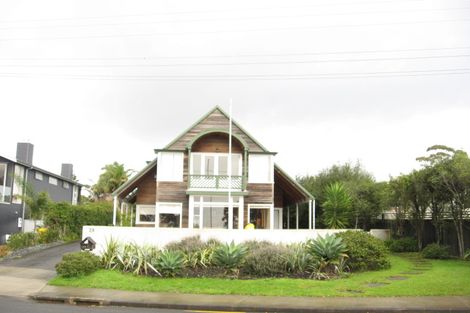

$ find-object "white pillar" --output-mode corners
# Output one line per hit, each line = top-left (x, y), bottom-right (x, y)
(308, 200), (312, 230)
(312, 199), (316, 230)
(120, 202), (124, 226)
(113, 196), (118, 226)
(155, 203), (160, 229)
(238, 197), (244, 230)
(296, 203), (299, 229)
(269, 204), (274, 230)
(188, 196), (194, 229)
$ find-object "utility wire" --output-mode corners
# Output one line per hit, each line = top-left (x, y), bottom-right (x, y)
(1, 54), (470, 67)
(1, 46), (470, 61)
(1, 6), (468, 30)
(0, 0), (434, 24)
(1, 18), (469, 41)
(0, 68), (469, 81)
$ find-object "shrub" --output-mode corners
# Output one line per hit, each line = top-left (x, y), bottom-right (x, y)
(37, 227), (60, 244)
(0, 245), (9, 258)
(7, 232), (38, 250)
(212, 242), (248, 274)
(337, 231), (390, 271)
(284, 243), (315, 274)
(307, 234), (347, 274)
(166, 236), (206, 254)
(44, 201), (113, 239)
(465, 249), (470, 260)
(242, 242), (289, 277)
(154, 250), (185, 277)
(55, 251), (101, 277)
(385, 237), (418, 252)
(422, 243), (451, 259)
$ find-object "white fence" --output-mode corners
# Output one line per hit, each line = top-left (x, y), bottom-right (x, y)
(83, 226), (357, 254)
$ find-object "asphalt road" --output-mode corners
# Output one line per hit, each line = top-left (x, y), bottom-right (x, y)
(0, 296), (190, 313)
(0, 242), (79, 297)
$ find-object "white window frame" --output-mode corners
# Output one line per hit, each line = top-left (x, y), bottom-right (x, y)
(49, 176), (58, 186)
(190, 195), (244, 230)
(248, 154), (274, 184)
(63, 181), (70, 189)
(34, 171), (43, 181)
(156, 202), (183, 228)
(136, 204), (156, 225)
(247, 203), (275, 230)
(0, 163), (7, 203)
(72, 185), (79, 205)
(190, 152), (243, 176)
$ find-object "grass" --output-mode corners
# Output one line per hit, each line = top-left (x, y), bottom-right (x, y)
(49, 254), (470, 297)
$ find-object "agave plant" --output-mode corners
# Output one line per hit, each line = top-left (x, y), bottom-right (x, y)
(101, 237), (121, 270)
(154, 250), (185, 277)
(284, 243), (315, 274)
(212, 242), (248, 275)
(307, 234), (348, 273)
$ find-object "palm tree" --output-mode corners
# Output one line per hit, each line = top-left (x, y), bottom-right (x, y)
(322, 182), (352, 229)
(92, 162), (133, 200)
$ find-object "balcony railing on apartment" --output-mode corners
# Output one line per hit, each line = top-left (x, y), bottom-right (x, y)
(189, 175), (243, 190)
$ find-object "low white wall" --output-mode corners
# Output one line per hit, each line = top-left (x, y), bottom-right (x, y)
(370, 228), (391, 241)
(82, 226), (352, 254)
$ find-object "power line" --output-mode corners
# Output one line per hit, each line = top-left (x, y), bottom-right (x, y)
(1, 18), (469, 41)
(1, 54), (470, 68)
(0, 0), (432, 24)
(1, 6), (468, 30)
(0, 68), (469, 81)
(1, 46), (470, 61)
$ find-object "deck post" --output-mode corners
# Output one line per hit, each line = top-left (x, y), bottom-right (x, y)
(308, 200), (312, 230)
(287, 206), (290, 229)
(312, 199), (316, 229)
(295, 203), (299, 229)
(113, 196), (118, 226)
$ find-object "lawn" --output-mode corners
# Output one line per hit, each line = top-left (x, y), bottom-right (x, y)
(49, 254), (470, 297)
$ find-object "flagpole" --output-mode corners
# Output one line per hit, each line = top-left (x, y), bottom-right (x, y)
(228, 99), (233, 230)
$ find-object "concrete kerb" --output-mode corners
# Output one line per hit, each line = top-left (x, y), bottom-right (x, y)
(30, 285), (470, 313)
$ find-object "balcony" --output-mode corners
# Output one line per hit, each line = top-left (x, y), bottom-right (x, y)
(188, 175), (243, 190)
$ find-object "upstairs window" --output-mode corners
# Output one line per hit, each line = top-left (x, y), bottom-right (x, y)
(0, 163), (9, 203)
(35, 171), (43, 181)
(191, 153), (242, 176)
(49, 177), (58, 186)
(248, 154), (273, 183)
(157, 152), (184, 182)
(63, 181), (70, 189)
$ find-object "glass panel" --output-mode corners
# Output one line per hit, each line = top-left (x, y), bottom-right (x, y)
(192, 154), (201, 175)
(203, 206), (226, 229)
(140, 213), (156, 222)
(231, 154), (241, 175)
(249, 208), (270, 229)
(160, 214), (180, 228)
(204, 156), (215, 175)
(218, 156), (228, 175)
(193, 207), (200, 228)
(12, 165), (24, 204)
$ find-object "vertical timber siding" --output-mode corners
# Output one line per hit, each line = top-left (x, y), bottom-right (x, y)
(244, 183), (274, 224)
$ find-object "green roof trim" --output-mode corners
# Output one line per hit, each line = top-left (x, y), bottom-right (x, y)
(112, 158), (157, 197)
(185, 128), (250, 151)
(274, 163), (315, 200)
(161, 106), (270, 153)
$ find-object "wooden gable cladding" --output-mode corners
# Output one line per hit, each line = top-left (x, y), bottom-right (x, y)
(244, 183), (274, 223)
(135, 171), (157, 205)
(166, 109), (265, 152)
(192, 132), (244, 154)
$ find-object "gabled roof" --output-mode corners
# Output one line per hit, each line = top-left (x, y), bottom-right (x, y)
(274, 163), (315, 201)
(112, 158), (157, 197)
(161, 106), (271, 153)
(0, 154), (84, 187)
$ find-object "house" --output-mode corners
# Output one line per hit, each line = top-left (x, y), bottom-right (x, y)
(111, 106), (315, 233)
(0, 143), (83, 243)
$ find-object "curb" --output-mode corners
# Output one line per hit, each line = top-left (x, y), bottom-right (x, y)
(30, 293), (470, 313)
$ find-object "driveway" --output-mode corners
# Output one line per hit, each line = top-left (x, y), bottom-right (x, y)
(0, 242), (79, 297)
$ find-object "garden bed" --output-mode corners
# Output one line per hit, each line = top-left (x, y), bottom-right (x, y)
(49, 254), (470, 297)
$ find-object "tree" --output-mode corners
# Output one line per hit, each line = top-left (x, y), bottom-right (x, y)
(405, 170), (430, 251)
(322, 182), (352, 229)
(91, 162), (133, 200)
(388, 175), (411, 237)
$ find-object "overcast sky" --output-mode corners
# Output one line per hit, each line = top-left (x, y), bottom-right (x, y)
(1, 0), (469, 189)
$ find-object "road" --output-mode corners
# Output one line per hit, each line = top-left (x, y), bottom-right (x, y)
(0, 243), (208, 313)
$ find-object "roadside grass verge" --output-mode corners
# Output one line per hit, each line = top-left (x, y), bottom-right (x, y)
(49, 254), (470, 297)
